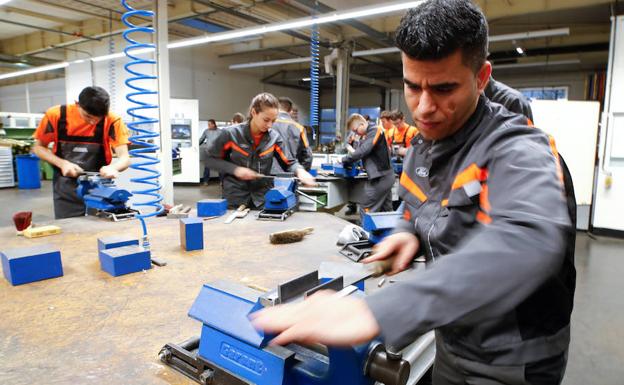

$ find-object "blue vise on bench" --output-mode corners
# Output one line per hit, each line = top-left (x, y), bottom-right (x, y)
(159, 273), (410, 385)
(75, 173), (138, 221)
(258, 178), (298, 221)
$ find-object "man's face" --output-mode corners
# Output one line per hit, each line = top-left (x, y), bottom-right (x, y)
(392, 117), (404, 129)
(380, 118), (393, 130)
(402, 50), (491, 141)
(208, 122), (217, 129)
(77, 104), (103, 125)
(350, 120), (367, 136)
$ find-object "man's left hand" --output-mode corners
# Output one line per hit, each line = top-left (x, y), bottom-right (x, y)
(99, 165), (119, 178)
(251, 291), (380, 346)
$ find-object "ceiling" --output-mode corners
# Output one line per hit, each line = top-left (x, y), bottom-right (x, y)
(0, 0), (619, 87)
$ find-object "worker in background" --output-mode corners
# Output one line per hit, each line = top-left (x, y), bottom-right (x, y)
(199, 119), (219, 184)
(231, 112), (245, 124)
(253, 1), (575, 384)
(205, 93), (315, 208)
(484, 76), (534, 121)
(32, 86), (130, 219)
(388, 109), (419, 157)
(271, 97), (313, 171)
(380, 110), (397, 148)
(290, 105), (300, 122)
(342, 113), (394, 215)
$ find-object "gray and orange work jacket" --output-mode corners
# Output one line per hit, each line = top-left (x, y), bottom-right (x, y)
(365, 96), (576, 366)
(271, 111), (313, 171)
(205, 122), (301, 208)
(342, 122), (393, 179)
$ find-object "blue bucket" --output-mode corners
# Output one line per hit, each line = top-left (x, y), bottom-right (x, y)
(16, 154), (41, 189)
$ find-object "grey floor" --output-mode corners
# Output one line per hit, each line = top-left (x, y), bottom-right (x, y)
(1, 181), (623, 384)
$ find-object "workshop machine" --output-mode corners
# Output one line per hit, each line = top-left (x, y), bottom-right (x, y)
(159, 268), (433, 385)
(75, 172), (139, 221)
(339, 209), (402, 262)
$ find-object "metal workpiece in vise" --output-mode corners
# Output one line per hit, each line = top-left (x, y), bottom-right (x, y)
(340, 208), (403, 262)
(75, 172), (138, 221)
(159, 272), (411, 385)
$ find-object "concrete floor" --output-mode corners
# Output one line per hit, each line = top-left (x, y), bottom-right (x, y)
(1, 181), (623, 384)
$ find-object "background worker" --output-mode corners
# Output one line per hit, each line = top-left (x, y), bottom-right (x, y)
(253, 1), (575, 384)
(380, 110), (397, 148)
(231, 112), (245, 124)
(205, 93), (315, 208)
(342, 113), (394, 215)
(271, 97), (313, 172)
(199, 119), (219, 184)
(32, 86), (130, 219)
(388, 109), (419, 157)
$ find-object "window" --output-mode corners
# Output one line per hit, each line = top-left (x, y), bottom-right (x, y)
(519, 86), (568, 101)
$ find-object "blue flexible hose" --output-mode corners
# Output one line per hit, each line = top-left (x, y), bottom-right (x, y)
(310, 23), (320, 132)
(121, 0), (163, 245)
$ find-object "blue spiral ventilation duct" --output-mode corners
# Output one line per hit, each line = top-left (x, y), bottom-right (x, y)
(121, 0), (163, 246)
(309, 23), (320, 133)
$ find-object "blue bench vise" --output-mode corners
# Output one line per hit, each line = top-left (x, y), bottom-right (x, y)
(258, 178), (298, 221)
(76, 172), (138, 221)
(159, 271), (410, 385)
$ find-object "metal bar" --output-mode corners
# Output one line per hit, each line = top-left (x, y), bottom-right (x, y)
(489, 27), (570, 42)
(156, 0), (175, 207)
(0, 19), (101, 41)
(277, 271), (319, 303)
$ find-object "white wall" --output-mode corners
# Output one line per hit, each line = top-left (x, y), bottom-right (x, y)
(0, 78), (66, 113)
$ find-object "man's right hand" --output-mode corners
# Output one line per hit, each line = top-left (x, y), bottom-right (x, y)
(60, 160), (84, 178)
(233, 166), (260, 181)
(362, 232), (420, 275)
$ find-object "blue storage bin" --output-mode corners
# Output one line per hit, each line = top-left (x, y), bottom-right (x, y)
(16, 154), (41, 189)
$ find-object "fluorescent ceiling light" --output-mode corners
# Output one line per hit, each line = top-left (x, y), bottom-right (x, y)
(169, 1), (424, 49)
(494, 59), (580, 70)
(350, 28), (571, 58)
(489, 28), (570, 43)
(516, 46), (525, 55)
(0, 62), (68, 81)
(0, 0), (13, 6)
(229, 56), (311, 69)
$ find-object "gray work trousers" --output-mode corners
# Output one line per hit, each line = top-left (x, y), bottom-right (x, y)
(360, 172), (394, 216)
(433, 334), (568, 385)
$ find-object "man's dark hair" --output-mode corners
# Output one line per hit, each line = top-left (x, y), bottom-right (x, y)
(232, 112), (245, 123)
(208, 119), (216, 125)
(395, 0), (488, 73)
(278, 96), (294, 112)
(78, 86), (110, 117)
(391, 109), (404, 120)
(380, 110), (393, 120)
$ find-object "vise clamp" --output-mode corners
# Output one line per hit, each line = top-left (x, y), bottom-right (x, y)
(75, 172), (138, 221)
(159, 271), (411, 385)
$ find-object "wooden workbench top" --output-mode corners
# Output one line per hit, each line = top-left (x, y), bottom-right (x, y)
(0, 211), (351, 384)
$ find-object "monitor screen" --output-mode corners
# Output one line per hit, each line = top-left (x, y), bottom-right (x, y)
(171, 124), (191, 140)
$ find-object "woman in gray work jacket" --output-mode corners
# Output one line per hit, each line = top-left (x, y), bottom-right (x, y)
(205, 93), (314, 208)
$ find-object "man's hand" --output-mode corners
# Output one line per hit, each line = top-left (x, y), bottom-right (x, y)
(296, 168), (316, 187)
(234, 166), (260, 181)
(396, 147), (408, 157)
(346, 144), (356, 154)
(251, 291), (380, 346)
(362, 232), (420, 275)
(60, 160), (84, 178)
(99, 165), (119, 179)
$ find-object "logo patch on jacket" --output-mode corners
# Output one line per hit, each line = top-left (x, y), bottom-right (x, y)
(72, 147), (88, 153)
(415, 167), (429, 177)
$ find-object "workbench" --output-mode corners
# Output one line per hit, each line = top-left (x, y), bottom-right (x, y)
(0, 211), (355, 384)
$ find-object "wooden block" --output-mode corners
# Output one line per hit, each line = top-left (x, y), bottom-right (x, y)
(23, 225), (61, 238)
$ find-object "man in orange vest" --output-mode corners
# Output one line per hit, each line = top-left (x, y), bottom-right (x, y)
(380, 110), (397, 148)
(388, 110), (419, 157)
(32, 86), (130, 219)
